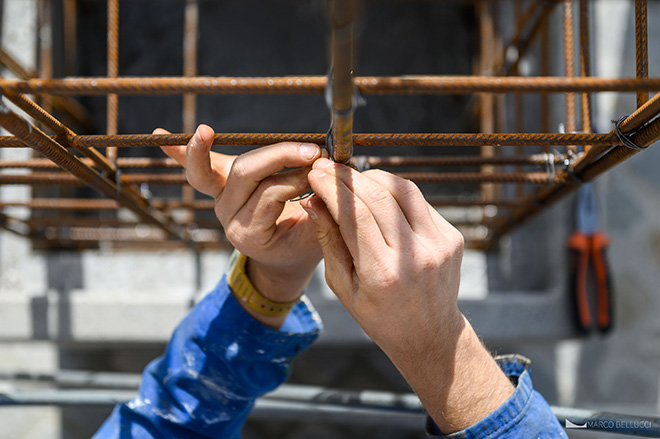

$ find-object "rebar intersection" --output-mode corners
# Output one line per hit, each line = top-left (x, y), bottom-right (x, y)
(0, 0), (658, 251)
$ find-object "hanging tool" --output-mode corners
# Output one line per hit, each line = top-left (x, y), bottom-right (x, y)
(567, 184), (613, 333)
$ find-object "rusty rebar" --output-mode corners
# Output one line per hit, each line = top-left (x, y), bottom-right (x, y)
(564, 0), (577, 154)
(573, 91), (660, 174)
(0, 102), (188, 244)
(0, 171), (566, 186)
(63, 0), (77, 76)
(0, 157), (181, 170)
(579, 0), (592, 135)
(635, 0), (649, 108)
(0, 49), (91, 129)
(328, 0), (357, 164)
(1, 89), (115, 174)
(0, 198), (215, 211)
(362, 154), (564, 168)
(0, 131), (623, 149)
(2, 76), (659, 95)
(183, 0), (199, 133)
(106, 0), (119, 162)
(492, 100), (660, 240)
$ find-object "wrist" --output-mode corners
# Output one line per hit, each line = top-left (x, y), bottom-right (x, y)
(246, 258), (315, 304)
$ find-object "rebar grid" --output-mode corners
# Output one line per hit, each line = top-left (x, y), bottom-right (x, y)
(0, 0), (657, 251)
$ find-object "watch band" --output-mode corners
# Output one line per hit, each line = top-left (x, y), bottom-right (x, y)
(226, 249), (300, 317)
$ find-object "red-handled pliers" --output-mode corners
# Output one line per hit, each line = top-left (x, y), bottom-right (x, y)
(567, 184), (613, 334)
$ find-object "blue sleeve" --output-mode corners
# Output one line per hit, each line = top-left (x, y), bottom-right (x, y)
(426, 354), (567, 438)
(93, 275), (322, 439)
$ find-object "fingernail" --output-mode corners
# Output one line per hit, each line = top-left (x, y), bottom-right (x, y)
(315, 157), (334, 169)
(301, 204), (318, 220)
(299, 143), (319, 160)
(191, 130), (204, 147)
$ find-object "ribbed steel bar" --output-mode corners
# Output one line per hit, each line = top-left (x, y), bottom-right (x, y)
(0, 171), (566, 186)
(0, 102), (188, 244)
(0, 155), (562, 170)
(477, 0), (495, 202)
(635, 0), (649, 107)
(0, 132), (621, 149)
(2, 76), (660, 95)
(37, 0), (53, 114)
(564, 0), (577, 154)
(1, 89), (115, 174)
(363, 154), (564, 167)
(183, 0), (199, 133)
(579, 0), (592, 135)
(540, 9), (551, 135)
(573, 91), (660, 174)
(493, 103), (660, 239)
(63, 132), (619, 148)
(0, 157), (181, 169)
(327, 0), (357, 164)
(63, 0), (77, 76)
(1, 198), (522, 210)
(0, 198), (215, 211)
(0, 49), (91, 128)
(106, 0), (119, 163)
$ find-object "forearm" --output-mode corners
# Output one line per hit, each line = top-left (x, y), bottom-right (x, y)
(391, 315), (514, 434)
(94, 276), (321, 438)
(246, 257), (316, 329)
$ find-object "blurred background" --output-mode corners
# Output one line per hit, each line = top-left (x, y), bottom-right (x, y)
(1, 0), (659, 437)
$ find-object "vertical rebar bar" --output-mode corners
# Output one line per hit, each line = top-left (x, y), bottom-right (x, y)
(37, 0), (53, 114)
(514, 0), (524, 199)
(328, 0), (356, 164)
(478, 0), (495, 202)
(579, 0), (591, 136)
(106, 0), (119, 163)
(635, 0), (649, 108)
(540, 6), (551, 137)
(63, 0), (77, 76)
(182, 0), (199, 223)
(563, 0), (577, 154)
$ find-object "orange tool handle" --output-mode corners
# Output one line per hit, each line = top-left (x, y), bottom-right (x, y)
(591, 232), (613, 333)
(568, 233), (592, 332)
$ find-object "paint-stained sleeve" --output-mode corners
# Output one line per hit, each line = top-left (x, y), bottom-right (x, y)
(425, 354), (566, 438)
(93, 275), (322, 439)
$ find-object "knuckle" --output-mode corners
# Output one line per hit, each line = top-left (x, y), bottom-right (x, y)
(229, 157), (249, 180)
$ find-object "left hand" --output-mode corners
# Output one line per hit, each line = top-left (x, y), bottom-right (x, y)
(159, 125), (323, 306)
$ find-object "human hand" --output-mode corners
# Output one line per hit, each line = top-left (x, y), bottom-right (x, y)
(301, 158), (513, 432)
(159, 125), (323, 310)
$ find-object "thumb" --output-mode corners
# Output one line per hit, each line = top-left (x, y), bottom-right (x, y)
(301, 197), (354, 299)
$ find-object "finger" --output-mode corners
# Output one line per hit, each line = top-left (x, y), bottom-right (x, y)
(185, 124), (226, 198)
(157, 128), (187, 167)
(219, 142), (321, 221)
(230, 168), (311, 235)
(307, 163), (388, 267)
(301, 196), (354, 299)
(362, 169), (439, 238)
(313, 159), (411, 250)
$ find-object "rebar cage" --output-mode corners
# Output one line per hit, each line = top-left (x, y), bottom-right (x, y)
(0, 0), (658, 253)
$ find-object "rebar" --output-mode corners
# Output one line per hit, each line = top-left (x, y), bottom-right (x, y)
(106, 0), (119, 163)
(328, 0), (357, 164)
(564, 0), (577, 154)
(635, 0), (649, 107)
(579, 0), (592, 135)
(2, 76), (660, 95)
(0, 102), (188, 244)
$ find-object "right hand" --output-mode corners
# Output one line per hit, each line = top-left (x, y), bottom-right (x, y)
(301, 158), (465, 361)
(301, 158), (514, 433)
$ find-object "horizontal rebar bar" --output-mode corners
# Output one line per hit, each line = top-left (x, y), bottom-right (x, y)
(0, 132), (620, 149)
(1, 76), (659, 95)
(0, 155), (563, 170)
(0, 171), (566, 186)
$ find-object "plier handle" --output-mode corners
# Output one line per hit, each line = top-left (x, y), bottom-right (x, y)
(567, 185), (613, 334)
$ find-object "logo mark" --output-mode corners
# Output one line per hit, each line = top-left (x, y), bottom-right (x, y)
(565, 419), (587, 429)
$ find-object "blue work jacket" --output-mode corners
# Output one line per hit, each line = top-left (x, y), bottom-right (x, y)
(94, 276), (566, 438)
